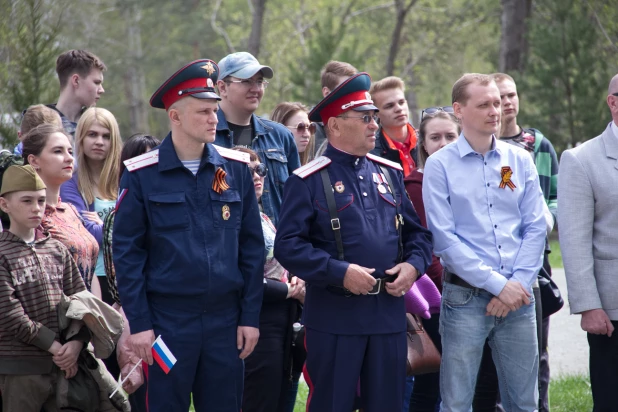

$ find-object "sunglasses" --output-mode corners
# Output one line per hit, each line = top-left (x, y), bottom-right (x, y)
(421, 106), (455, 120)
(249, 163), (268, 177)
(337, 114), (380, 124)
(286, 122), (316, 134)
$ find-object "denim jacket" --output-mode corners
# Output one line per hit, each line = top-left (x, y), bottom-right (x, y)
(215, 110), (301, 226)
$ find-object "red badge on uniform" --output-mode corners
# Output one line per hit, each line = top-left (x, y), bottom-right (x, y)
(499, 166), (516, 191)
(213, 167), (230, 194)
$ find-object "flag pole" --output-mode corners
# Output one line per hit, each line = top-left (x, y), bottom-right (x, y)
(110, 359), (142, 398)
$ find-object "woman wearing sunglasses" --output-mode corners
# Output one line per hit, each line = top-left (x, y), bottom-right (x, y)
(271, 102), (315, 165)
(404, 107), (460, 412)
(232, 147), (306, 412)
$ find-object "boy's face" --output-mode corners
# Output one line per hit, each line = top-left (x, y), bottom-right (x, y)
(75, 69), (105, 107)
(0, 189), (47, 229)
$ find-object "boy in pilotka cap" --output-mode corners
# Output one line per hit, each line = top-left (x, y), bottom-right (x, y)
(0, 165), (86, 411)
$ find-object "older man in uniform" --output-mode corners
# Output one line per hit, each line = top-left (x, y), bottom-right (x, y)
(274, 73), (433, 412)
(113, 60), (264, 412)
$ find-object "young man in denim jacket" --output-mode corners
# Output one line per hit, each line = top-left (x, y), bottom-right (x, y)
(214, 52), (301, 226)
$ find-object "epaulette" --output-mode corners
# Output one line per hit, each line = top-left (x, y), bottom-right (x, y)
(366, 153), (403, 171)
(213, 145), (250, 164)
(124, 149), (160, 172)
(293, 156), (331, 178)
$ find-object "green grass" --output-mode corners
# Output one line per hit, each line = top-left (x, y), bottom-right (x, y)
(190, 373), (591, 411)
(549, 239), (563, 268)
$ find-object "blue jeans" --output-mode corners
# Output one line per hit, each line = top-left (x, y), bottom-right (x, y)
(439, 283), (538, 412)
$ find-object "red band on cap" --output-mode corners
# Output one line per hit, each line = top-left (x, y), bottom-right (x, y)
(319, 90), (374, 124)
(161, 78), (208, 109)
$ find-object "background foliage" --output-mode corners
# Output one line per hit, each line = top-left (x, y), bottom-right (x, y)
(0, 0), (616, 153)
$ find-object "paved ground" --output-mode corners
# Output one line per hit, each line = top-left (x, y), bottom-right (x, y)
(548, 268), (590, 376)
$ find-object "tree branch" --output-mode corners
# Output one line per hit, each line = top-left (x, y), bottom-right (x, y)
(211, 0), (235, 54)
(584, 0), (618, 53)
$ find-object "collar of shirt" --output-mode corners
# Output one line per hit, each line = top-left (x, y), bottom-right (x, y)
(157, 132), (225, 172)
(456, 133), (501, 158)
(611, 120), (618, 140)
(324, 144), (367, 168)
(382, 124), (417, 175)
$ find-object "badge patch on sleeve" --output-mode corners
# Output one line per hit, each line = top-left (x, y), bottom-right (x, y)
(499, 166), (516, 191)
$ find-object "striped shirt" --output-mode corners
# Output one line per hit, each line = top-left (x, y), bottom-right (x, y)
(0, 231), (86, 374)
(181, 159), (201, 176)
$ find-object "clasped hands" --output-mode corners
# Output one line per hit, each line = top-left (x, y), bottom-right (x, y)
(49, 340), (84, 379)
(485, 280), (531, 317)
(342, 262), (418, 297)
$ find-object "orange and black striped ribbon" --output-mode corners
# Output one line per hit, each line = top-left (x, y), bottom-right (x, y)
(213, 167), (230, 194)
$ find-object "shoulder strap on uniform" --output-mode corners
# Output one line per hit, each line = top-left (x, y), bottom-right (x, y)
(124, 149), (160, 172)
(319, 169), (344, 261)
(366, 153), (403, 171)
(293, 156), (332, 178)
(213, 145), (250, 164)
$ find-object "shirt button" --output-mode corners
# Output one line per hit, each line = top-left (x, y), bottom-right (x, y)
(501, 266), (504, 270)
(487, 183), (490, 187)
(490, 204), (493, 208)
(494, 225), (498, 228)
(363, 192), (368, 197)
(359, 176), (364, 180)
(498, 245), (502, 249)
(484, 162), (487, 165)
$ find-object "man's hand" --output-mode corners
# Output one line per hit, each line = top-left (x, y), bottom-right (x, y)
(48, 340), (63, 356)
(82, 211), (104, 226)
(486, 297), (511, 317)
(497, 280), (531, 311)
(129, 330), (155, 365)
(343, 264), (377, 295)
(120, 362), (144, 394)
(385, 263), (419, 297)
(53, 340), (83, 370)
(289, 277), (306, 304)
(64, 364), (78, 379)
(581, 309), (615, 337)
(237, 326), (259, 360)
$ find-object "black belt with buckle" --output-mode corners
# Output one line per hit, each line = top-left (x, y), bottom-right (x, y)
(327, 275), (397, 297)
(444, 271), (477, 289)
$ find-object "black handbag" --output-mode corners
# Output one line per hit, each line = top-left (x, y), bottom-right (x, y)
(537, 266), (564, 317)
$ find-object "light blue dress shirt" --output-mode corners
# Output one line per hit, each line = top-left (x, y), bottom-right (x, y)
(423, 135), (546, 296)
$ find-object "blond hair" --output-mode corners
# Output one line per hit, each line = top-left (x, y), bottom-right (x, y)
(270, 102), (315, 165)
(74, 108), (122, 204)
(369, 76), (405, 96)
(320, 61), (358, 91)
(452, 73), (494, 105)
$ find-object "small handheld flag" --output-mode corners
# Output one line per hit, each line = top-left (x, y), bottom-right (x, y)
(152, 335), (177, 374)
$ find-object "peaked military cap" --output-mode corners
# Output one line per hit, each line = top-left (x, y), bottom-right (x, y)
(150, 59), (221, 110)
(308, 72), (378, 123)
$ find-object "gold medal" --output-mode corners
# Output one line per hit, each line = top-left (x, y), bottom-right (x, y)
(222, 205), (230, 220)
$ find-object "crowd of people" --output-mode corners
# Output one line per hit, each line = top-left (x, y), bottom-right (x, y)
(0, 47), (616, 412)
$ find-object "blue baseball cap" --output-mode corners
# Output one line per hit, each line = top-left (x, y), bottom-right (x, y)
(218, 52), (274, 80)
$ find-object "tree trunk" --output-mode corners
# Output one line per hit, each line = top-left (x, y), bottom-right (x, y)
(248, 0), (268, 58)
(498, 0), (532, 73)
(123, 1), (149, 134)
(386, 0), (418, 76)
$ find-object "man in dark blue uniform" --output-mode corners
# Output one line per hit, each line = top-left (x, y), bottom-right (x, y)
(113, 59), (265, 412)
(274, 73), (433, 412)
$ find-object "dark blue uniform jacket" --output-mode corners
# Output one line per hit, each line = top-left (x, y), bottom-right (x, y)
(113, 134), (265, 334)
(274, 145), (432, 335)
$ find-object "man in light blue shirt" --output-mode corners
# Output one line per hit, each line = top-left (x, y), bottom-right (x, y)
(423, 73), (546, 411)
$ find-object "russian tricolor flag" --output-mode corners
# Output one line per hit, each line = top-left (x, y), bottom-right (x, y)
(152, 335), (177, 374)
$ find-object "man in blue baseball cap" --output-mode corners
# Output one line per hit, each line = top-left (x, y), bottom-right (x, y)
(113, 59), (265, 412)
(274, 73), (433, 412)
(214, 52), (300, 226)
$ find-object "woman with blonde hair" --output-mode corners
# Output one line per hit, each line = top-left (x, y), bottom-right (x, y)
(60, 107), (122, 305)
(271, 102), (315, 165)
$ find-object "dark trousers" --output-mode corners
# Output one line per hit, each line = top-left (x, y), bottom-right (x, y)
(588, 321), (618, 412)
(409, 312), (442, 411)
(147, 301), (243, 412)
(304, 328), (407, 412)
(243, 334), (288, 412)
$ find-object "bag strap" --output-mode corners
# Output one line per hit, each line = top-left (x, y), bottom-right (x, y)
(379, 165), (403, 263)
(320, 168), (344, 260)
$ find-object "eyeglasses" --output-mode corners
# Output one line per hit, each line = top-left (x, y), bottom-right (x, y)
(612, 92), (618, 96)
(421, 106), (454, 120)
(336, 114), (379, 124)
(286, 122), (316, 134)
(249, 163), (268, 177)
(225, 79), (269, 89)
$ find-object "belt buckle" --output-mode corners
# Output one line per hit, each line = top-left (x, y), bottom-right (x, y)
(367, 278), (382, 295)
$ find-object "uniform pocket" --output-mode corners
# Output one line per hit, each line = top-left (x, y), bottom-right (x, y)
(209, 189), (242, 229)
(148, 192), (189, 233)
(263, 150), (289, 187)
